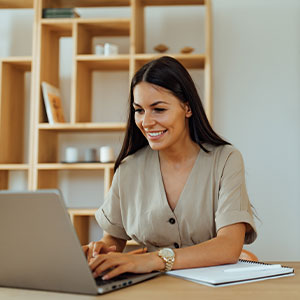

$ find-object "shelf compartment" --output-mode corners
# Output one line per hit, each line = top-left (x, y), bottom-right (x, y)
(76, 19), (130, 55)
(37, 164), (114, 195)
(39, 21), (74, 124)
(0, 168), (29, 190)
(37, 163), (114, 170)
(0, 58), (32, 164)
(37, 165), (114, 189)
(77, 18), (130, 36)
(42, 0), (130, 9)
(0, 0), (33, 8)
(134, 53), (205, 70)
(133, 2), (205, 55)
(74, 59), (129, 123)
(39, 20), (73, 93)
(37, 125), (124, 164)
(76, 55), (130, 70)
(36, 168), (113, 191)
(38, 122), (126, 132)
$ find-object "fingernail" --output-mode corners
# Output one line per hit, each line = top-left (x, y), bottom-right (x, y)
(102, 275), (108, 280)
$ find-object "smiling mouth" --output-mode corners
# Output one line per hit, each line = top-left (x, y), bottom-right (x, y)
(147, 130), (167, 137)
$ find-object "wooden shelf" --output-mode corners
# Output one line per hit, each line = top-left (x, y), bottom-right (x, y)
(76, 55), (130, 70)
(41, 19), (73, 36)
(38, 122), (126, 132)
(0, 0), (33, 8)
(37, 163), (114, 170)
(142, 0), (205, 6)
(43, 0), (131, 8)
(134, 53), (205, 69)
(68, 208), (97, 216)
(0, 164), (29, 170)
(1, 57), (32, 71)
(41, 18), (130, 35)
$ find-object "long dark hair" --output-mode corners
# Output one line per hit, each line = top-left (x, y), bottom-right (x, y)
(114, 56), (230, 172)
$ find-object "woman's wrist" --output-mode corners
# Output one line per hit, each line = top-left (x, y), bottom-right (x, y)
(147, 251), (165, 271)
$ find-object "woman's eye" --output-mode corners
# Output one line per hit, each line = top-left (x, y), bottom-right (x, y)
(154, 108), (166, 112)
(134, 108), (143, 113)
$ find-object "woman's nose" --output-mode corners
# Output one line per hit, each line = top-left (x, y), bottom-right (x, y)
(142, 111), (155, 128)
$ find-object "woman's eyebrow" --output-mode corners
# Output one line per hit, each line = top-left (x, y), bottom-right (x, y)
(133, 101), (169, 107)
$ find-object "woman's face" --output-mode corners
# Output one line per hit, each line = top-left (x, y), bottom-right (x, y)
(133, 82), (192, 152)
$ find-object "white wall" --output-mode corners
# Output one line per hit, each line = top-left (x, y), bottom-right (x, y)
(213, 0), (300, 261)
(1, 1), (299, 261)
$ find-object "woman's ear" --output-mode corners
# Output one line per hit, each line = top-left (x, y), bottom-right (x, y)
(185, 103), (192, 118)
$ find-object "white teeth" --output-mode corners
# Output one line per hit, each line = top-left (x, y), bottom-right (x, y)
(148, 131), (165, 137)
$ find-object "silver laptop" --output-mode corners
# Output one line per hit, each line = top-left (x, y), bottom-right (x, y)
(0, 190), (160, 295)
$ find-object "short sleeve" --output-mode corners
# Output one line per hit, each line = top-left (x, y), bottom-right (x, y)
(95, 167), (131, 240)
(215, 149), (257, 244)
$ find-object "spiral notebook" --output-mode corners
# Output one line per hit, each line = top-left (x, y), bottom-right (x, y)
(167, 260), (294, 287)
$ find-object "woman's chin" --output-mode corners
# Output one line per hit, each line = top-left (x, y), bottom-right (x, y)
(148, 141), (165, 151)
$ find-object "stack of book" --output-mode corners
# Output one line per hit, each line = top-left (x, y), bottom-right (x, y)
(42, 8), (80, 18)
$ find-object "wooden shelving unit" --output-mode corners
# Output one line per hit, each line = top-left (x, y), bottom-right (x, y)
(38, 122), (126, 132)
(0, 54), (32, 189)
(0, 0), (212, 245)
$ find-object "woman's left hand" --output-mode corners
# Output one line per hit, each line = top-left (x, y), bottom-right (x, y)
(88, 250), (162, 280)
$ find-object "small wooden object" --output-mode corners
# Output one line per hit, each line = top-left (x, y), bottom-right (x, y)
(180, 46), (194, 54)
(154, 44), (169, 53)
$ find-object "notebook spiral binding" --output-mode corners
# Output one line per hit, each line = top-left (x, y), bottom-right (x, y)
(239, 259), (270, 265)
(239, 259), (293, 270)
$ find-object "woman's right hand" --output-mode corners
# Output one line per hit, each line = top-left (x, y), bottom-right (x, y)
(82, 241), (117, 263)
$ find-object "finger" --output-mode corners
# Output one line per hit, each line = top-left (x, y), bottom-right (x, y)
(89, 254), (107, 272)
(92, 255), (126, 278)
(87, 242), (95, 262)
(127, 247), (147, 255)
(102, 264), (129, 280)
(93, 242), (105, 257)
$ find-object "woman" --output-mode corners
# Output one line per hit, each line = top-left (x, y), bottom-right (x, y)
(85, 56), (257, 280)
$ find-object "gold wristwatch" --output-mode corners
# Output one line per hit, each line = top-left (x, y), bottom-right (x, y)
(158, 248), (175, 272)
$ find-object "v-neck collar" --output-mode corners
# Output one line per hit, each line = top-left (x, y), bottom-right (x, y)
(155, 149), (201, 214)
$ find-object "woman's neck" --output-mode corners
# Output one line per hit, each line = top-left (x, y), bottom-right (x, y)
(158, 140), (200, 165)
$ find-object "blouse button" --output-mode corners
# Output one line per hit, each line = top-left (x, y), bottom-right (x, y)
(174, 243), (180, 248)
(169, 218), (176, 224)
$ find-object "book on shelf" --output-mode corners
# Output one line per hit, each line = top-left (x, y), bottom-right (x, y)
(167, 260), (294, 287)
(42, 8), (80, 18)
(41, 82), (66, 125)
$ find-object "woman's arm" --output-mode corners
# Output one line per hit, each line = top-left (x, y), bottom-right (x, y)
(171, 223), (246, 269)
(89, 222), (246, 279)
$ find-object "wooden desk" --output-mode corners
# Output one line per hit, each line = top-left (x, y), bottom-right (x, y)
(0, 262), (299, 300)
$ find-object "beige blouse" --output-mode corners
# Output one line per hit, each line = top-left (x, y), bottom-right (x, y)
(95, 144), (257, 252)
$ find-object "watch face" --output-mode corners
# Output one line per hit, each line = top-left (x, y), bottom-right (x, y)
(160, 248), (174, 258)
